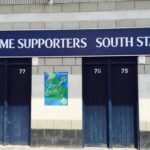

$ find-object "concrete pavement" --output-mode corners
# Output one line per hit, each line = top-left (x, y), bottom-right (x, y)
(0, 145), (137, 150)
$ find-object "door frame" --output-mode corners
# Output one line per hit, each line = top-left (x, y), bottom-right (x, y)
(82, 57), (140, 149)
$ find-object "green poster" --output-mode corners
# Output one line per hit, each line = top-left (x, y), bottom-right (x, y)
(44, 72), (68, 106)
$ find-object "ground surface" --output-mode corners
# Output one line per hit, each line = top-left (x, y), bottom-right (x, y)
(0, 146), (137, 150)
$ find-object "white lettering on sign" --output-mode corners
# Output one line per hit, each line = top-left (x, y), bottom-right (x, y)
(137, 36), (150, 47)
(96, 37), (134, 48)
(1, 35), (150, 50)
(17, 38), (87, 49)
(0, 39), (15, 49)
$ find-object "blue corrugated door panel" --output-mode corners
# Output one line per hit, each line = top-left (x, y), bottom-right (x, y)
(83, 60), (108, 147)
(111, 63), (137, 147)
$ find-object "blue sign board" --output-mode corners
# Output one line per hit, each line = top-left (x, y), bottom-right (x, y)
(0, 28), (150, 56)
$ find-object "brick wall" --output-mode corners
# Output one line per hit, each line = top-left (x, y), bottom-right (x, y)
(0, 1), (149, 30)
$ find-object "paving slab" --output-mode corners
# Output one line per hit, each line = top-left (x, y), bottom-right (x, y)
(0, 146), (137, 150)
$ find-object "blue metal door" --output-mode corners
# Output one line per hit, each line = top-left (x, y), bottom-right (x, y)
(0, 59), (31, 145)
(111, 58), (138, 147)
(83, 58), (108, 146)
(83, 57), (138, 148)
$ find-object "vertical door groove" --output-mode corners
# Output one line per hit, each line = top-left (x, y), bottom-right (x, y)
(107, 58), (112, 148)
(3, 60), (8, 145)
(0, 61), (4, 144)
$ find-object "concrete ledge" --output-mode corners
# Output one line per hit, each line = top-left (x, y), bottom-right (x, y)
(31, 120), (82, 130)
(140, 122), (150, 131)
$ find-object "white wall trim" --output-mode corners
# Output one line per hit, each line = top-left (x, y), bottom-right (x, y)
(0, 10), (150, 23)
(0, 0), (48, 5)
(53, 0), (127, 3)
(0, 0), (130, 5)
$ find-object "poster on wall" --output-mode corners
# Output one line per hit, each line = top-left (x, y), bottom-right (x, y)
(44, 72), (68, 106)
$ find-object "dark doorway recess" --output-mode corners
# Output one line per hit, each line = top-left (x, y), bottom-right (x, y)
(0, 58), (31, 145)
(83, 57), (139, 149)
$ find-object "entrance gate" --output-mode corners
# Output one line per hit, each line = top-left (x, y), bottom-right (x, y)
(0, 59), (31, 145)
(83, 57), (138, 148)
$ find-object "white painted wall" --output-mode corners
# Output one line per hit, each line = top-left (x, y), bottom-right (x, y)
(139, 75), (150, 129)
(1, 10), (150, 23)
(31, 74), (82, 121)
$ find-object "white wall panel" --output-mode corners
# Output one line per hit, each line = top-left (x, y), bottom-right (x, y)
(0, 0), (128, 5)
(0, 10), (150, 23)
